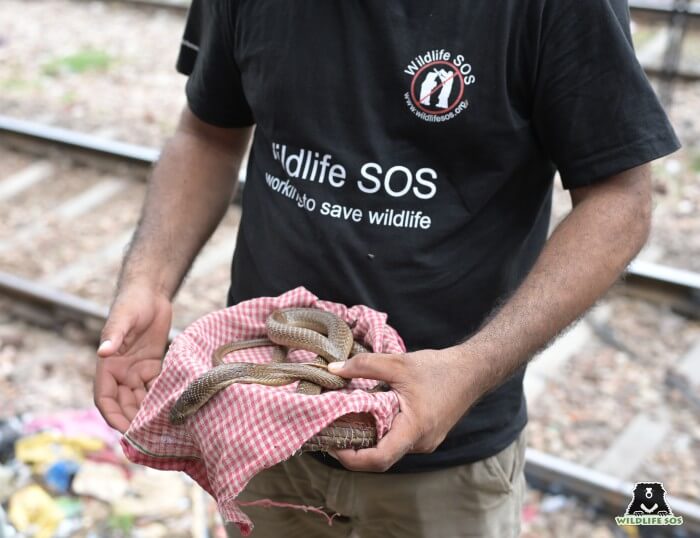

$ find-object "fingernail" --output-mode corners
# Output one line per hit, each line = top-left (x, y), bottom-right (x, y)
(98, 340), (112, 353)
(328, 361), (345, 373)
(327, 450), (338, 460)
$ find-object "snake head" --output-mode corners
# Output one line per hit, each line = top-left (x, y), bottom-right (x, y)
(169, 403), (190, 425)
(169, 386), (207, 425)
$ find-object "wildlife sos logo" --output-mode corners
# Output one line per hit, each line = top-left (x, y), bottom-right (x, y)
(615, 482), (684, 527)
(403, 48), (476, 123)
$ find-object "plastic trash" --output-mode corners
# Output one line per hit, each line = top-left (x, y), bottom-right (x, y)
(113, 469), (189, 518)
(0, 461), (31, 504)
(55, 496), (82, 519)
(620, 524), (640, 537)
(539, 494), (570, 513)
(132, 521), (169, 538)
(15, 432), (103, 468)
(0, 505), (19, 538)
(44, 459), (80, 494)
(0, 418), (22, 463)
(7, 485), (64, 538)
(520, 503), (539, 524)
(85, 447), (130, 471)
(53, 498), (84, 538)
(72, 461), (129, 503)
(24, 408), (120, 446)
(0, 466), (15, 505)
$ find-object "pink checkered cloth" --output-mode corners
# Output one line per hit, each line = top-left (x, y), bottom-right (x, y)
(121, 287), (403, 535)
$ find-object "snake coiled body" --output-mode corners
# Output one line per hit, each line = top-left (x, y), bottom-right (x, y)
(169, 308), (369, 425)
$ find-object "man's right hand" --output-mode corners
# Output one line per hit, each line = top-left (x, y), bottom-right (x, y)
(95, 285), (172, 433)
(92, 107), (251, 433)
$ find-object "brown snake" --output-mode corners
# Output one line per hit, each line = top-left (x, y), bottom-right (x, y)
(169, 308), (371, 425)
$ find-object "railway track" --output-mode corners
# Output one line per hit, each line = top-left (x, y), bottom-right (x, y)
(2, 120), (700, 536)
(0, 119), (243, 330)
(102, 0), (700, 17)
(2, 115), (699, 318)
(90, 0), (700, 84)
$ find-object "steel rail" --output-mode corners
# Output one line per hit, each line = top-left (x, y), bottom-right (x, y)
(0, 115), (246, 197)
(644, 65), (700, 82)
(100, 0), (190, 12)
(0, 270), (109, 324)
(630, 0), (700, 17)
(0, 269), (699, 533)
(0, 115), (159, 165)
(101, 0), (700, 17)
(625, 260), (700, 318)
(0, 270), (180, 342)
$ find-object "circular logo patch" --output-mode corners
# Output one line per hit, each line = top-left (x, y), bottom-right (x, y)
(409, 60), (465, 116)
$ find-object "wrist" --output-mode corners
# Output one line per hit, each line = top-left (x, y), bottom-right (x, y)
(438, 344), (491, 409)
(117, 273), (174, 302)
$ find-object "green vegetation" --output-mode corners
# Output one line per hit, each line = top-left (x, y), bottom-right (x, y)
(631, 27), (657, 50)
(61, 89), (78, 105)
(43, 49), (113, 76)
(0, 77), (37, 91)
(691, 152), (700, 174)
(107, 513), (135, 534)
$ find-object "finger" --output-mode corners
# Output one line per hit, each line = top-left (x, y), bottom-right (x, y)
(98, 306), (137, 357)
(134, 386), (147, 406)
(97, 339), (118, 357)
(332, 412), (417, 472)
(327, 353), (403, 383)
(94, 368), (118, 418)
(94, 367), (131, 433)
(95, 392), (130, 433)
(103, 409), (131, 433)
(118, 385), (140, 424)
(133, 360), (163, 387)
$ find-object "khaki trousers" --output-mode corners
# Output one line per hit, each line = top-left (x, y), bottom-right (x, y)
(228, 430), (527, 538)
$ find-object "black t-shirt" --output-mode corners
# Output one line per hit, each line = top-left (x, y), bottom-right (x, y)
(176, 0), (679, 472)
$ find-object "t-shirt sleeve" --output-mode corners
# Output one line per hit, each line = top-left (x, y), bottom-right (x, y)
(175, 0), (254, 127)
(532, 0), (680, 189)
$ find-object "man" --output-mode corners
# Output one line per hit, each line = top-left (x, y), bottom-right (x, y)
(94, 0), (680, 536)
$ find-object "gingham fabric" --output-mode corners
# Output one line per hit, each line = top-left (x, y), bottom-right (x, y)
(121, 287), (404, 535)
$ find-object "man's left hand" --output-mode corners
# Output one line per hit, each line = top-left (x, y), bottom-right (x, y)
(327, 348), (481, 472)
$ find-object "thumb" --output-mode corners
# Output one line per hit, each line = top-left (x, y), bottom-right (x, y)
(98, 305), (137, 357)
(327, 353), (401, 384)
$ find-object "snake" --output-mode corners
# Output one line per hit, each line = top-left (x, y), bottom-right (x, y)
(169, 308), (371, 425)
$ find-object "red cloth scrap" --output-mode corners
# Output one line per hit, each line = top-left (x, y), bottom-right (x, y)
(121, 287), (403, 535)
